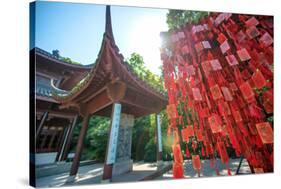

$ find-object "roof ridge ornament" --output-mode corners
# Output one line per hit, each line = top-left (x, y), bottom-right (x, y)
(105, 5), (115, 42)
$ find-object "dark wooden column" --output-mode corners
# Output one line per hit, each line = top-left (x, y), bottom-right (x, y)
(48, 130), (58, 150)
(56, 125), (69, 161)
(58, 116), (78, 161)
(102, 103), (122, 181)
(69, 114), (90, 176)
(36, 112), (48, 137)
(155, 114), (163, 162)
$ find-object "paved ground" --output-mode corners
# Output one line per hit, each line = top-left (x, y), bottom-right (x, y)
(36, 161), (171, 188)
(36, 158), (251, 187)
(158, 158), (251, 180)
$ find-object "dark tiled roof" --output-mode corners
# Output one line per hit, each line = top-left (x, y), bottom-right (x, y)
(35, 47), (94, 68)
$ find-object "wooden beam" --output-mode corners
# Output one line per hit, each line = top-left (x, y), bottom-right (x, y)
(106, 81), (126, 102)
(121, 87), (161, 112)
(86, 90), (113, 115)
(69, 114), (90, 176)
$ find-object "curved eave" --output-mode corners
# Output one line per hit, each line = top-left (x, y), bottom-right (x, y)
(51, 33), (167, 104)
(51, 34), (111, 103)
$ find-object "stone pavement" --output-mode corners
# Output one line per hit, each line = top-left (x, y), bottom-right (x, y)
(36, 158), (251, 187)
(158, 158), (251, 180)
(36, 161), (172, 188)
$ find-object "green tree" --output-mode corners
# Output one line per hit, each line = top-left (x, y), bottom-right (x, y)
(166, 10), (209, 30)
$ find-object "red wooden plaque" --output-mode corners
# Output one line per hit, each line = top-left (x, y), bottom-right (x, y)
(252, 69), (267, 89)
(210, 59), (222, 71)
(246, 26), (260, 39)
(239, 81), (255, 101)
(233, 110), (242, 123)
(192, 155), (202, 170)
(202, 41), (211, 49)
(225, 54), (239, 66)
(259, 32), (273, 47)
(221, 86), (233, 101)
(245, 17), (259, 27)
(167, 104), (177, 119)
(217, 33), (227, 44)
(208, 115), (222, 133)
(237, 48), (251, 61)
(220, 40), (231, 54)
(256, 122), (273, 144)
(173, 144), (184, 163)
(210, 84), (223, 100)
(201, 61), (212, 77)
(192, 88), (203, 101)
(181, 126), (195, 142)
(186, 65), (196, 77)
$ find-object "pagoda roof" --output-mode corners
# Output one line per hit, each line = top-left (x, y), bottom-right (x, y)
(51, 6), (167, 117)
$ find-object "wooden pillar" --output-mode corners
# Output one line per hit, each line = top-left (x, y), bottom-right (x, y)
(102, 103), (122, 181)
(69, 114), (90, 176)
(40, 130), (48, 150)
(56, 125), (69, 161)
(156, 114), (163, 162)
(48, 129), (58, 150)
(36, 112), (48, 137)
(61, 116), (78, 160)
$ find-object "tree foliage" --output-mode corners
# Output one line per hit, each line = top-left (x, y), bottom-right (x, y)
(126, 53), (165, 93)
(166, 10), (209, 30)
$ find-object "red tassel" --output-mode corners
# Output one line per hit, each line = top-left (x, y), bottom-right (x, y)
(216, 168), (220, 176)
(186, 144), (190, 158)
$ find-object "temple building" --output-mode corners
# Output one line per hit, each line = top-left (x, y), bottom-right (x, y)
(33, 6), (167, 183)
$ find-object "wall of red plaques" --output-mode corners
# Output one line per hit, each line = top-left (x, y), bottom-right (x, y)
(160, 13), (273, 178)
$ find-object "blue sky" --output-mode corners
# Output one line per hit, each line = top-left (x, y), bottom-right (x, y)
(34, 1), (168, 75)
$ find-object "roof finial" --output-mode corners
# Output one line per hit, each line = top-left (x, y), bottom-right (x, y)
(105, 5), (114, 39)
